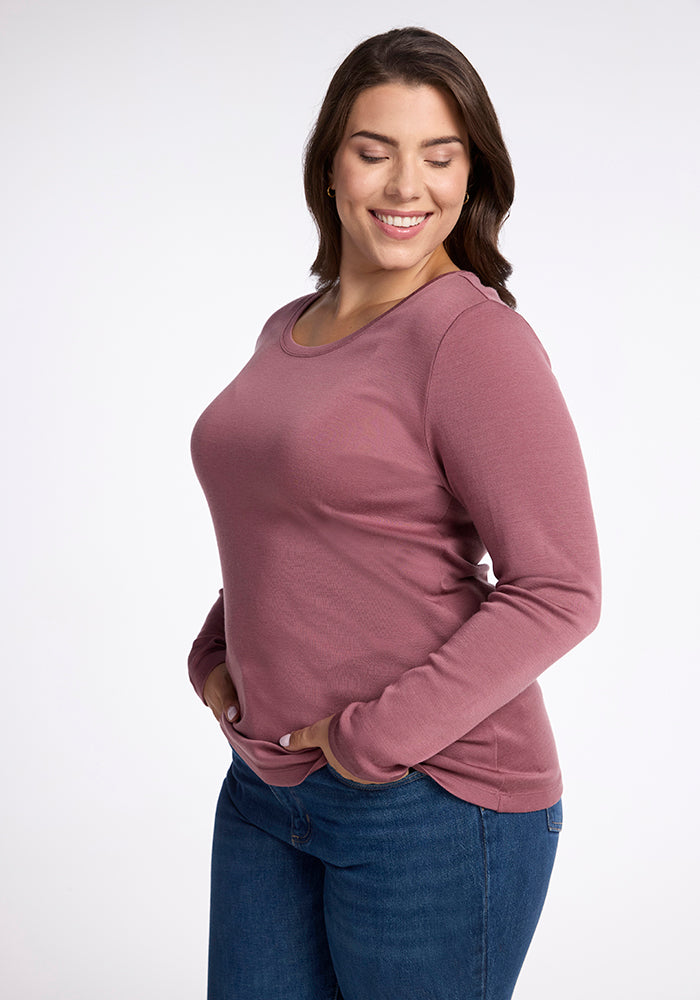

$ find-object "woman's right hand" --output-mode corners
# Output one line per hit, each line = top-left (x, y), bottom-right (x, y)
(203, 662), (241, 725)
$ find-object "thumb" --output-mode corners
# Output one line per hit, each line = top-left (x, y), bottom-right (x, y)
(279, 725), (315, 751)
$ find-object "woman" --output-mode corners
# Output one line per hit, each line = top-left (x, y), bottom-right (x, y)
(189, 26), (601, 1000)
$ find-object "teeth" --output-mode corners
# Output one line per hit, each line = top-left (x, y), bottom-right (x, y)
(374, 212), (427, 228)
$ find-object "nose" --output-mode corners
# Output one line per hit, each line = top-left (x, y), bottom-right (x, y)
(384, 155), (423, 202)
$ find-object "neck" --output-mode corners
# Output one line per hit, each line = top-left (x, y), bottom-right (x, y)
(331, 245), (459, 320)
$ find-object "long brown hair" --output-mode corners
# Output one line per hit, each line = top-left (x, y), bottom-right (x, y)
(303, 27), (516, 308)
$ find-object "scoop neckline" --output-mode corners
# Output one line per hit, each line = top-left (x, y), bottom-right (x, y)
(280, 270), (469, 357)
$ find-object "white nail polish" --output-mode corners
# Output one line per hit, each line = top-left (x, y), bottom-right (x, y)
(226, 706), (238, 722)
(279, 733), (291, 748)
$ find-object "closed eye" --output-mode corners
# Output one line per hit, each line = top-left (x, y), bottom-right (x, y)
(359, 153), (452, 168)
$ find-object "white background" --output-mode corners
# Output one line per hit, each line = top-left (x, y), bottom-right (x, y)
(2, 1), (698, 996)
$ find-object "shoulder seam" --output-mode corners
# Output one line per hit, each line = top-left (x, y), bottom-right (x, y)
(453, 270), (504, 306)
(421, 297), (523, 489)
(422, 298), (508, 455)
(422, 302), (482, 492)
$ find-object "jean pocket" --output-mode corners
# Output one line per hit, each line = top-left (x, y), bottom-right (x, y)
(546, 798), (563, 832)
(324, 762), (425, 790)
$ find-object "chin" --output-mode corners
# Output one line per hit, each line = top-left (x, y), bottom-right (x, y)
(374, 247), (442, 273)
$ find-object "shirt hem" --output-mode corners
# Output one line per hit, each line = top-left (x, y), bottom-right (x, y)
(413, 764), (564, 812)
(227, 731), (563, 812)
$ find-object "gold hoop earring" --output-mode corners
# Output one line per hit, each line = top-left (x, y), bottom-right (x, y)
(327, 186), (336, 198)
(463, 191), (470, 205)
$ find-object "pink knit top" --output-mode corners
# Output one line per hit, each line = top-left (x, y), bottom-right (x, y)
(189, 271), (601, 810)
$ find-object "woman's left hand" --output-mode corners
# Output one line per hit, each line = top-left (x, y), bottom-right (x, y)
(280, 715), (408, 784)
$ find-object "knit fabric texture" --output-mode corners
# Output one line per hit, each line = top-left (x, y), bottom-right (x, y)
(189, 271), (601, 810)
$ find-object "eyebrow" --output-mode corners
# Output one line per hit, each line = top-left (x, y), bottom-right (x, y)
(350, 130), (464, 148)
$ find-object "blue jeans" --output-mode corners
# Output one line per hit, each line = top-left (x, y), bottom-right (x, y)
(208, 749), (562, 1000)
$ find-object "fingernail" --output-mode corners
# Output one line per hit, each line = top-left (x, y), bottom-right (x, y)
(279, 733), (291, 748)
(226, 706), (238, 722)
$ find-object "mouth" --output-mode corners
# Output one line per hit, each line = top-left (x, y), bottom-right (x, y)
(370, 210), (430, 228)
(368, 210), (432, 240)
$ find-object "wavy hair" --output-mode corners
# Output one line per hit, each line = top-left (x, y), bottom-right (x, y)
(303, 27), (516, 308)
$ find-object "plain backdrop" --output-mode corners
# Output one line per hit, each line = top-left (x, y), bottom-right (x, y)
(2, 0), (699, 997)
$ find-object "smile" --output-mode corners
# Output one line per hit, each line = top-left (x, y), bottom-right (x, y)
(368, 210), (433, 241)
(370, 211), (429, 228)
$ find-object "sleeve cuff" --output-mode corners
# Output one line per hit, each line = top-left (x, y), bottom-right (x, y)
(327, 708), (409, 783)
(189, 651), (227, 704)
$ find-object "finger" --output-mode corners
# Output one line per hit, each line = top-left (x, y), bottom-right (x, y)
(207, 692), (239, 722)
(206, 693), (224, 721)
(204, 666), (234, 718)
(222, 677), (240, 722)
(279, 726), (313, 751)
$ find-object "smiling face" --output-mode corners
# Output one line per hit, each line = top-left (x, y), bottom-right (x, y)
(328, 82), (470, 280)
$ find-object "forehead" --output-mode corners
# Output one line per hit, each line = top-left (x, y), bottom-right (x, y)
(344, 82), (467, 140)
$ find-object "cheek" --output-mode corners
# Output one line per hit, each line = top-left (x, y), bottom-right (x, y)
(436, 188), (468, 227)
(434, 184), (465, 220)
(336, 180), (377, 230)
(338, 167), (375, 203)
(333, 152), (366, 194)
(442, 172), (469, 204)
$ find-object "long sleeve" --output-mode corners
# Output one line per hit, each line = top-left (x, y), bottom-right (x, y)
(327, 301), (602, 782)
(188, 589), (227, 703)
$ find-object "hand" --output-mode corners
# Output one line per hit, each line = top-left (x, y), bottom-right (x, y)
(280, 715), (409, 785)
(203, 662), (241, 725)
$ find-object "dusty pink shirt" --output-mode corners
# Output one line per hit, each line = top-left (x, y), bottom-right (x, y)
(189, 271), (601, 810)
